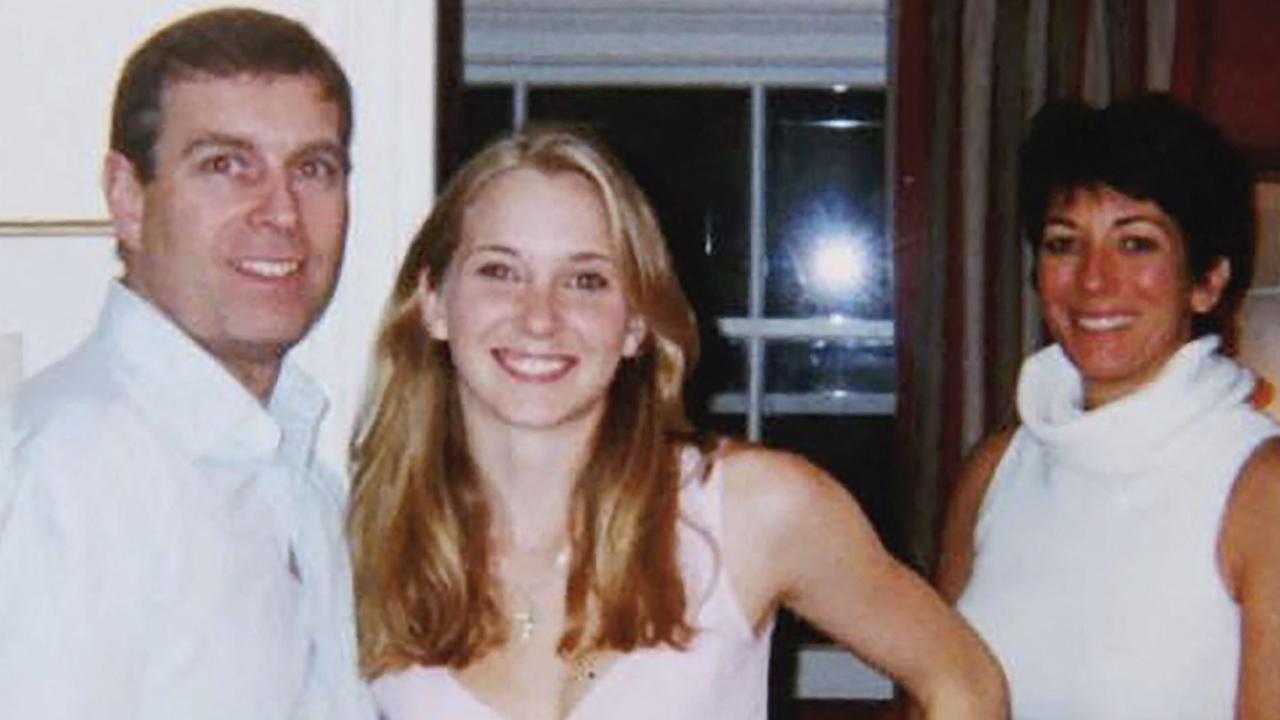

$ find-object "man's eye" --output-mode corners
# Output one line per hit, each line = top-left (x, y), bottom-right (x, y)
(296, 158), (340, 183)
(199, 154), (240, 174)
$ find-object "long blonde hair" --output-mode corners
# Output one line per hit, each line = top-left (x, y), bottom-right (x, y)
(349, 127), (703, 676)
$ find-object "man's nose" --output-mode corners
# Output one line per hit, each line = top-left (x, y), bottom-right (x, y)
(249, 170), (300, 234)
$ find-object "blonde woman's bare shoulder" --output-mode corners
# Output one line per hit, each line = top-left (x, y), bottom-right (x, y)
(717, 442), (847, 516)
(716, 442), (873, 628)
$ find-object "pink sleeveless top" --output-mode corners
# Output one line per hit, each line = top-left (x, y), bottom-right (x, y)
(371, 448), (774, 719)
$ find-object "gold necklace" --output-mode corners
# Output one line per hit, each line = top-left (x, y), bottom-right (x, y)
(505, 546), (570, 642)
(570, 653), (598, 682)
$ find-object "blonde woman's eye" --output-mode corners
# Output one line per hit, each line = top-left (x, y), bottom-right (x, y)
(476, 262), (517, 281)
(568, 272), (610, 291)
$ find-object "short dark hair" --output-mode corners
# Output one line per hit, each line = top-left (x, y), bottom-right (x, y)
(110, 7), (353, 182)
(1018, 93), (1256, 344)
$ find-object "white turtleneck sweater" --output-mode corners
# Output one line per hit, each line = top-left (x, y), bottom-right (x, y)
(957, 336), (1278, 720)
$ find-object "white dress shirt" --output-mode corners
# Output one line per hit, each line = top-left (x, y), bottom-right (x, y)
(0, 283), (374, 719)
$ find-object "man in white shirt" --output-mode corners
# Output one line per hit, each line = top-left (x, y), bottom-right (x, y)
(0, 8), (373, 718)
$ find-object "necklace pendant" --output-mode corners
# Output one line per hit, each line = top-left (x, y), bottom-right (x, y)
(571, 654), (598, 682)
(513, 608), (536, 641)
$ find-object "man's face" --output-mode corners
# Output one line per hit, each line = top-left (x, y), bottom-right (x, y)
(106, 73), (348, 400)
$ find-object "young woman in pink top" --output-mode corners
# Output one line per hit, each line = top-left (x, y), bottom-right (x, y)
(348, 127), (1006, 720)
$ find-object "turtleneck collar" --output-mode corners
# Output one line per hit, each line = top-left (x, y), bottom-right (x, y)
(1016, 335), (1256, 477)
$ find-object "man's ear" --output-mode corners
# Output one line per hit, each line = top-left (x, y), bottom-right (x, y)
(103, 151), (145, 252)
(416, 268), (449, 341)
(1190, 257), (1231, 314)
(621, 315), (647, 358)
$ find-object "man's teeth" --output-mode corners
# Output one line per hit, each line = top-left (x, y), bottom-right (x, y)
(1076, 315), (1131, 331)
(237, 259), (300, 278)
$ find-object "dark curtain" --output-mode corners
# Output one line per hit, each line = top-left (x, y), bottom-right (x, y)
(891, 0), (1178, 571)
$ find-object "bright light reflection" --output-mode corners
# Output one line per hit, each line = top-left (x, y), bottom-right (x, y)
(807, 233), (868, 298)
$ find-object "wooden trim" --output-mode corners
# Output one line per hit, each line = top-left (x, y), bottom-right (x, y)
(0, 219), (112, 237)
(889, 0), (931, 570)
(1170, 0), (1209, 106)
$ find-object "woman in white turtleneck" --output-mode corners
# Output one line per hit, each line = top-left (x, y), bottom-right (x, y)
(935, 94), (1280, 720)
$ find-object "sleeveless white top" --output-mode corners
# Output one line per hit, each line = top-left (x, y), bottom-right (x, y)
(371, 448), (773, 719)
(958, 336), (1278, 719)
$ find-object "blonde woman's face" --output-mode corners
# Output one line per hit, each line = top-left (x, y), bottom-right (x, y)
(420, 168), (646, 434)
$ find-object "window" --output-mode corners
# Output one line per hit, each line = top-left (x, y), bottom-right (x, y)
(458, 0), (894, 705)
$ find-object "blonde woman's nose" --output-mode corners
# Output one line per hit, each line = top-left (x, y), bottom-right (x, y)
(516, 281), (561, 336)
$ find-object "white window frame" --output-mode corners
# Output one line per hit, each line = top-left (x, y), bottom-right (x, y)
(488, 82), (895, 439)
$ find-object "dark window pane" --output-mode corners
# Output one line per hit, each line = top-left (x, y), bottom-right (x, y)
(702, 412), (747, 439)
(460, 85), (514, 167)
(765, 89), (888, 320)
(765, 339), (895, 396)
(528, 88), (751, 425)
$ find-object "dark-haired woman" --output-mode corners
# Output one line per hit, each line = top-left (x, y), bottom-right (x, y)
(937, 94), (1280, 719)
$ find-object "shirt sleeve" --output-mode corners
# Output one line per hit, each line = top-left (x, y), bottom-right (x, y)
(0, 412), (155, 719)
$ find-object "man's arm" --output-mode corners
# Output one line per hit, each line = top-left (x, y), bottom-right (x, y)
(0, 415), (152, 719)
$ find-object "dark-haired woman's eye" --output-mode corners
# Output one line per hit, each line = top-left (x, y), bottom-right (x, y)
(1040, 234), (1075, 256)
(1119, 234), (1159, 254)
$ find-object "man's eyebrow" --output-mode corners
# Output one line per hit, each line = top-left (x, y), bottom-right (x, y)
(181, 133), (254, 159)
(294, 140), (351, 172)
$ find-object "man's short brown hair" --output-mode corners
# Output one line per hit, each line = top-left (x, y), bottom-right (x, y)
(110, 7), (353, 182)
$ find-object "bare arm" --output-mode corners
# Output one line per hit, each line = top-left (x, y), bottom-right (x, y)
(721, 445), (1008, 719)
(1220, 437), (1280, 719)
(934, 430), (1015, 602)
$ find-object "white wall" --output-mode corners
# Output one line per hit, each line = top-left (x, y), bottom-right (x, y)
(0, 0), (438, 469)
(1240, 183), (1280, 421)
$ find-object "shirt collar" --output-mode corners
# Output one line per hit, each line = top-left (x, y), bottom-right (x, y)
(95, 282), (328, 466)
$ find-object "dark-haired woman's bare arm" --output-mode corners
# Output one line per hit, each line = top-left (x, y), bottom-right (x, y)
(1220, 437), (1280, 719)
(934, 429), (1014, 603)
